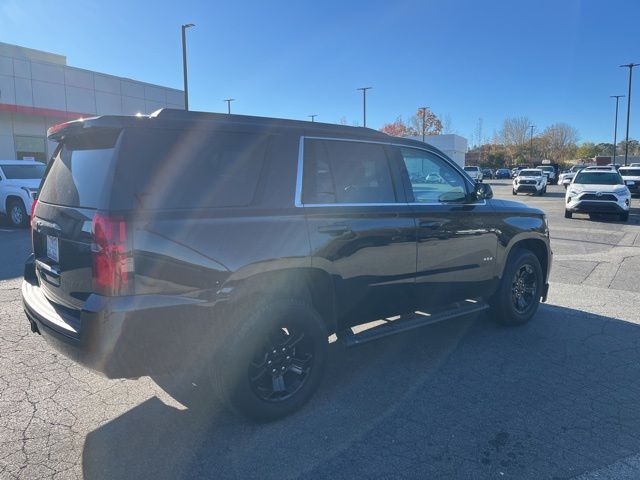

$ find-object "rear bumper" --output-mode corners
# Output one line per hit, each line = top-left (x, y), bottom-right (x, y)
(22, 256), (213, 378)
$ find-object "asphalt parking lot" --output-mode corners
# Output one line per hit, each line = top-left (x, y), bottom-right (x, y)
(1, 180), (640, 479)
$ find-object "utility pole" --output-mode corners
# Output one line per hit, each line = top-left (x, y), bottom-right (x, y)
(610, 95), (625, 164)
(620, 63), (639, 166)
(224, 99), (235, 114)
(308, 114), (318, 122)
(529, 125), (535, 163)
(356, 87), (372, 127)
(419, 106), (428, 142)
(181, 23), (195, 110)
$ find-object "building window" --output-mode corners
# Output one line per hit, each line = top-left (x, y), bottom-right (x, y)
(15, 136), (46, 162)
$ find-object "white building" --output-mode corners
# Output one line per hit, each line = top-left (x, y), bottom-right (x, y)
(0, 42), (184, 161)
(406, 134), (467, 167)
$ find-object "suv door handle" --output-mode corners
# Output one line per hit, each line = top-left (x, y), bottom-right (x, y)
(419, 220), (444, 229)
(317, 223), (351, 236)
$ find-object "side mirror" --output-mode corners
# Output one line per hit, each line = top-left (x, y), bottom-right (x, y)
(475, 182), (493, 200)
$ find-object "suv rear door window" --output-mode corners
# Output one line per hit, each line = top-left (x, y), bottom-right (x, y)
(302, 139), (396, 204)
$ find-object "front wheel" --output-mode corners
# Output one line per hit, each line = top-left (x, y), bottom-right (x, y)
(512, 189), (517, 195)
(489, 248), (543, 326)
(7, 199), (28, 228)
(213, 299), (328, 421)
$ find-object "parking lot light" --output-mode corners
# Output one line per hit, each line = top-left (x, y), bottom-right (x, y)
(181, 23), (195, 110)
(620, 63), (639, 166)
(610, 95), (625, 164)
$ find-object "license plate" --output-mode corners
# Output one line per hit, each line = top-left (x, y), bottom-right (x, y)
(46, 235), (59, 263)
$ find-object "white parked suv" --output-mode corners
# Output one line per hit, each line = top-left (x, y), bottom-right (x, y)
(0, 161), (46, 227)
(463, 165), (483, 182)
(559, 165), (587, 189)
(513, 168), (547, 196)
(565, 169), (631, 222)
(619, 166), (640, 196)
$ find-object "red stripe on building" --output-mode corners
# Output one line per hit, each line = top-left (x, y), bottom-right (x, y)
(0, 103), (92, 120)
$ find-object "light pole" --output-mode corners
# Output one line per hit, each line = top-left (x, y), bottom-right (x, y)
(224, 98), (235, 114)
(419, 106), (428, 142)
(308, 114), (318, 122)
(529, 125), (535, 163)
(356, 87), (372, 127)
(181, 23), (195, 110)
(610, 95), (625, 164)
(620, 63), (639, 166)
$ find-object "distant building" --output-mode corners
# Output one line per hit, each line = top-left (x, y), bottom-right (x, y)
(406, 134), (467, 167)
(0, 42), (184, 161)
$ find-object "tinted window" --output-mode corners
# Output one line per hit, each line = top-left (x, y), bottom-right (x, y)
(113, 128), (269, 210)
(620, 169), (640, 176)
(574, 172), (623, 185)
(302, 139), (396, 204)
(400, 147), (468, 203)
(519, 170), (542, 176)
(39, 131), (120, 208)
(463, 166), (479, 171)
(0, 164), (46, 179)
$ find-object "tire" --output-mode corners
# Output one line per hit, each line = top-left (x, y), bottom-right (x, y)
(212, 298), (328, 421)
(564, 210), (572, 219)
(489, 248), (543, 326)
(7, 199), (28, 228)
(512, 189), (517, 195)
(543, 186), (547, 194)
(620, 212), (629, 222)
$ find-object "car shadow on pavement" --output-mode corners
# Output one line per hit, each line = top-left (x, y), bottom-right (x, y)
(83, 304), (640, 479)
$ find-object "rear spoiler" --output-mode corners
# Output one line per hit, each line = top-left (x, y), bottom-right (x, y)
(47, 114), (151, 142)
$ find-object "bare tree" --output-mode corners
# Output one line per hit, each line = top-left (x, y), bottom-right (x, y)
(499, 117), (532, 148)
(474, 118), (484, 148)
(441, 114), (455, 134)
(541, 123), (579, 162)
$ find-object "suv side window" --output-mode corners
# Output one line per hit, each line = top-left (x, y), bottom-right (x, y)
(302, 139), (396, 204)
(400, 147), (468, 203)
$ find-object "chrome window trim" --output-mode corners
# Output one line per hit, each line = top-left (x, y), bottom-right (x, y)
(295, 136), (483, 208)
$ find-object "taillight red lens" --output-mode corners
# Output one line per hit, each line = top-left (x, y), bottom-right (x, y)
(30, 199), (37, 228)
(91, 213), (133, 296)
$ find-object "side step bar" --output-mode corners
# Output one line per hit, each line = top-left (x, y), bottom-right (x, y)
(340, 300), (489, 347)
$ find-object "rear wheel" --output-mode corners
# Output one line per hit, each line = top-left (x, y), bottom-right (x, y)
(512, 189), (517, 195)
(620, 211), (629, 222)
(564, 210), (572, 219)
(212, 299), (328, 421)
(489, 248), (543, 326)
(7, 199), (28, 228)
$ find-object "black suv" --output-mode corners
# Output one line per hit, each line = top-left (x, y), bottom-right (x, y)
(23, 110), (551, 420)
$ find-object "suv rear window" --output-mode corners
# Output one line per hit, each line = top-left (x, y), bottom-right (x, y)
(111, 128), (270, 210)
(620, 169), (640, 176)
(39, 130), (120, 209)
(463, 166), (479, 171)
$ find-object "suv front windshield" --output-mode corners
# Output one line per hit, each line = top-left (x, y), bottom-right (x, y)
(0, 164), (46, 179)
(574, 172), (623, 185)
(519, 170), (542, 176)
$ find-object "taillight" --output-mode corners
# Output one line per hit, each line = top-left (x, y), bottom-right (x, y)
(30, 199), (38, 252)
(91, 213), (134, 296)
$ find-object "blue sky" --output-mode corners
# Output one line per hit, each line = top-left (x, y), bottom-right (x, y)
(1, 0), (639, 143)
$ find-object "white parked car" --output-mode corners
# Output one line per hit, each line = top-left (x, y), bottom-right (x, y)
(619, 166), (640, 196)
(559, 165), (586, 189)
(565, 169), (631, 222)
(463, 165), (483, 182)
(512, 168), (547, 196)
(538, 165), (557, 184)
(0, 161), (46, 227)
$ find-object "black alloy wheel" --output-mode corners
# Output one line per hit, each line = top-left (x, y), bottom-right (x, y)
(249, 326), (314, 402)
